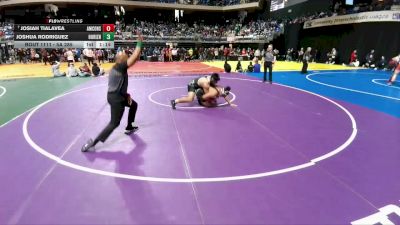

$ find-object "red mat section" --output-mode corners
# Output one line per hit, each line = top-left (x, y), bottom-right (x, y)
(127, 62), (223, 76)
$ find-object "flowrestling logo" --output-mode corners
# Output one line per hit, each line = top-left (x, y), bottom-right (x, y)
(46, 19), (84, 24)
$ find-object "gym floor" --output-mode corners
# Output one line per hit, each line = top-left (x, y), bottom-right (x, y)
(0, 61), (399, 224)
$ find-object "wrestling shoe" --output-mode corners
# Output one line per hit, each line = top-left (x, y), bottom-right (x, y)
(170, 100), (176, 110)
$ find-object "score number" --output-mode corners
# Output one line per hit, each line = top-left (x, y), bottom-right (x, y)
(102, 32), (114, 41)
(102, 24), (115, 32)
(102, 24), (115, 41)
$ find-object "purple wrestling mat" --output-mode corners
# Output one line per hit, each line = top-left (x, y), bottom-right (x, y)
(0, 73), (399, 224)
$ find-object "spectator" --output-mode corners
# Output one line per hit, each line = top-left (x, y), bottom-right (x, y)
(29, 49), (35, 63)
(188, 48), (194, 59)
(184, 50), (191, 61)
(255, 48), (261, 60)
(103, 49), (108, 63)
(224, 60), (231, 73)
(214, 48), (219, 60)
(253, 59), (261, 72)
(377, 56), (387, 70)
(79, 63), (92, 77)
(298, 47), (304, 63)
(235, 59), (243, 72)
(75, 48), (82, 62)
(247, 61), (254, 72)
(314, 49), (321, 63)
(224, 47), (230, 60)
(334, 1), (341, 13)
(172, 47), (178, 61)
(92, 62), (105, 76)
(65, 49), (74, 63)
(96, 49), (104, 64)
(241, 48), (247, 56)
(285, 48), (293, 61)
(350, 58), (360, 67)
(168, 48), (173, 62)
(108, 50), (115, 63)
(350, 50), (358, 64)
(67, 63), (79, 77)
(51, 61), (66, 77)
(84, 48), (95, 66)
(365, 49), (375, 68)
(17, 49), (25, 64)
(41, 49), (49, 65)
(92, 62), (100, 76)
(249, 48), (254, 60)
(327, 48), (337, 64)
(8, 47), (15, 64)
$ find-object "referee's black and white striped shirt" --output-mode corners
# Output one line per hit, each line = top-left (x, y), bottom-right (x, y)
(264, 50), (275, 62)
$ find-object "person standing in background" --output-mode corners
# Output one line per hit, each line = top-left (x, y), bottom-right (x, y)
(298, 47), (304, 63)
(214, 48), (219, 60)
(66, 49), (74, 64)
(263, 44), (276, 84)
(253, 58), (261, 73)
(97, 49), (104, 64)
(75, 48), (81, 62)
(9, 47), (15, 64)
(301, 47), (312, 74)
(224, 47), (229, 61)
(86, 49), (95, 66)
(41, 49), (49, 65)
(255, 48), (261, 60)
(224, 59), (231, 73)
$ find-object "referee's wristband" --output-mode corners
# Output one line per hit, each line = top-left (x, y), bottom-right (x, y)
(136, 42), (143, 48)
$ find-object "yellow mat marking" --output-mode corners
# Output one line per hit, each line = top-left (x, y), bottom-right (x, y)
(0, 61), (360, 80)
(203, 61), (360, 72)
(0, 63), (114, 79)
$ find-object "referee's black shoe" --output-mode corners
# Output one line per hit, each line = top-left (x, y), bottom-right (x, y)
(125, 126), (139, 135)
(81, 139), (94, 152)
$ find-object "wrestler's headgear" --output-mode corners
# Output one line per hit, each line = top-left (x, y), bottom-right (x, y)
(221, 86), (231, 97)
(210, 73), (220, 87)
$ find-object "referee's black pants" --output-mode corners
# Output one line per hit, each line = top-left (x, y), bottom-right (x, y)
(263, 61), (273, 83)
(87, 57), (94, 66)
(96, 93), (138, 143)
(301, 60), (308, 74)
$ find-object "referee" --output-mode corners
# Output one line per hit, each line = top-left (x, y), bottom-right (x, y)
(263, 44), (276, 84)
(301, 47), (312, 74)
(81, 35), (143, 152)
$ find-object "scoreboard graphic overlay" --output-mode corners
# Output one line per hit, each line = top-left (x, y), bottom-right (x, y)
(14, 19), (115, 49)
